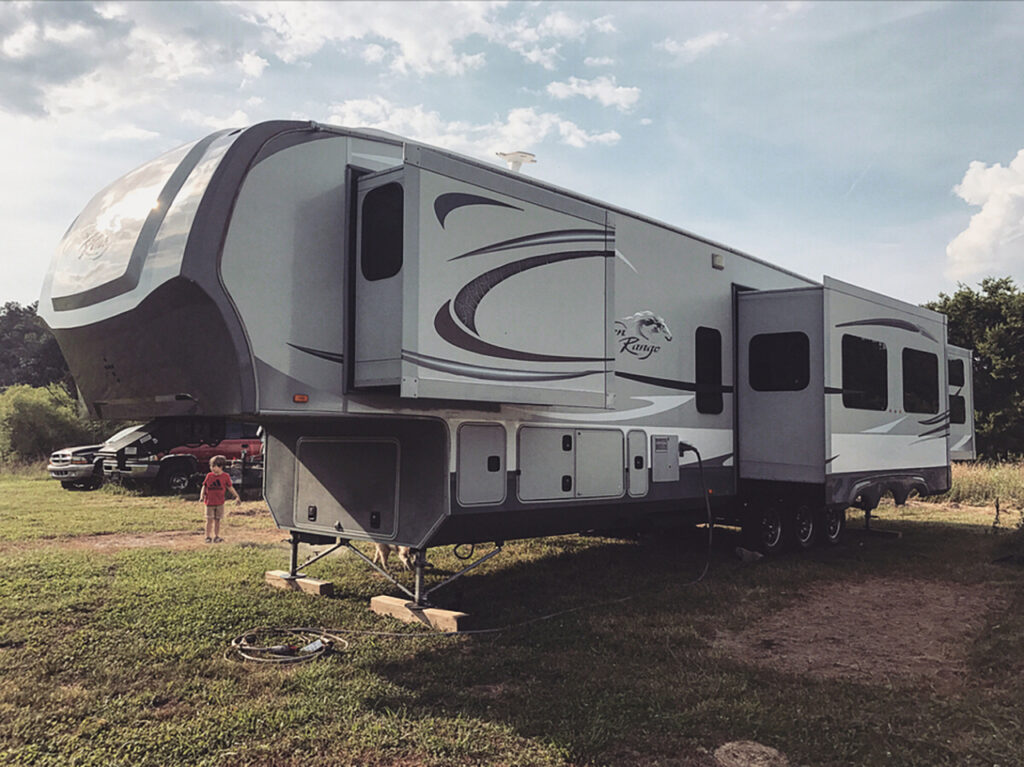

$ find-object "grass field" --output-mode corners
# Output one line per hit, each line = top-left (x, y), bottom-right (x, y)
(2, 469), (1024, 766)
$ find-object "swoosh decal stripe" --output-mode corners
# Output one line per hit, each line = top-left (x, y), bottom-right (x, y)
(435, 300), (612, 363)
(836, 318), (937, 343)
(451, 229), (608, 261)
(452, 249), (611, 334)
(402, 350), (604, 382)
(434, 193), (522, 228)
(615, 371), (734, 394)
(918, 410), (950, 425)
(287, 343), (344, 364)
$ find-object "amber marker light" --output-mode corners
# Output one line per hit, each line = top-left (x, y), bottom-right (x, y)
(293, 394), (309, 403)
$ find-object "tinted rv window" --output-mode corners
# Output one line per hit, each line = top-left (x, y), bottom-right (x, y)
(841, 335), (887, 411)
(950, 394), (967, 425)
(948, 358), (965, 388)
(902, 348), (939, 414)
(695, 327), (723, 414)
(360, 183), (403, 281)
(749, 332), (810, 392)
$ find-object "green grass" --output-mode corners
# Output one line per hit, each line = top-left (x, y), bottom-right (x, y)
(926, 461), (1024, 509)
(2, 470), (1024, 765)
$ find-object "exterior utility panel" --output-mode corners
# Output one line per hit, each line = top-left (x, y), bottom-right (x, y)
(40, 120), (972, 552)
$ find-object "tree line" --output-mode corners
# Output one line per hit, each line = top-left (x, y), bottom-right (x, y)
(3, 282), (1024, 460)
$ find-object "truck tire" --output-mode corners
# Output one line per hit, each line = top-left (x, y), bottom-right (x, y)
(60, 480), (79, 491)
(159, 463), (194, 494)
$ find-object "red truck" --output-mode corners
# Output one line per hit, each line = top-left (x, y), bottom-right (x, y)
(98, 420), (263, 494)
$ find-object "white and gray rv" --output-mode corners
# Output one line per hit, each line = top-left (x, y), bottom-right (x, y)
(39, 120), (974, 597)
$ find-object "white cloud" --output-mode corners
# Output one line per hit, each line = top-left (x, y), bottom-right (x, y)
(362, 43), (387, 63)
(101, 124), (161, 141)
(42, 23), (92, 45)
(182, 109), (250, 130)
(584, 56), (614, 67)
(546, 75), (640, 112)
(592, 15), (616, 34)
(2, 22), (40, 59)
(658, 31), (731, 63)
(239, 51), (268, 79)
(240, 1), (495, 75)
(41, 24), (216, 115)
(325, 97), (619, 159)
(946, 149), (1024, 280)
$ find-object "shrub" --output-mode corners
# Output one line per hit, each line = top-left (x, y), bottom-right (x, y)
(0, 384), (107, 462)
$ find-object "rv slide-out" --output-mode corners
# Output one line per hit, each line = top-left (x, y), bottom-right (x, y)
(39, 120), (973, 555)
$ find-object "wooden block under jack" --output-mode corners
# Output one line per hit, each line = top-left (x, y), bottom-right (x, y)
(370, 595), (470, 633)
(265, 570), (334, 596)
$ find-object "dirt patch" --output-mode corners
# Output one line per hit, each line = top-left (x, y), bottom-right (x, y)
(715, 577), (1004, 690)
(714, 741), (789, 767)
(0, 525), (287, 553)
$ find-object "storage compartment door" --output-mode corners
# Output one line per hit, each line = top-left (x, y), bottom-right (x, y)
(627, 430), (648, 497)
(518, 427), (575, 501)
(456, 423), (507, 506)
(574, 429), (624, 498)
(737, 288), (825, 483)
(295, 438), (399, 538)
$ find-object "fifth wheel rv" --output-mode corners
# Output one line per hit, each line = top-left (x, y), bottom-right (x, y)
(39, 120), (974, 600)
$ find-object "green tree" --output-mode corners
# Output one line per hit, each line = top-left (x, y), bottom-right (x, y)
(0, 384), (105, 462)
(926, 277), (1024, 459)
(0, 301), (71, 391)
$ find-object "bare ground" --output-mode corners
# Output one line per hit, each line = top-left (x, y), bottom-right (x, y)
(714, 576), (1006, 690)
(0, 507), (287, 553)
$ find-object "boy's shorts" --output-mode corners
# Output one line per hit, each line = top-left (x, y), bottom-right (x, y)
(205, 504), (225, 521)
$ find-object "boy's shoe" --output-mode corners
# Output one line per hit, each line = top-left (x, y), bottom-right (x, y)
(213, 537), (223, 543)
(205, 537), (212, 543)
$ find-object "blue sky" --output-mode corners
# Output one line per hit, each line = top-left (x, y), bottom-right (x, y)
(3, 0), (1023, 307)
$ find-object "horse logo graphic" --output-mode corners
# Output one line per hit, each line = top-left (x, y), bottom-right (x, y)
(614, 311), (673, 360)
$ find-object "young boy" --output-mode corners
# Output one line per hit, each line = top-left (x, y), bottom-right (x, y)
(199, 455), (241, 543)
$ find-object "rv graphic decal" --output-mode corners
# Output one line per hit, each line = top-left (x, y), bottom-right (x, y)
(434, 193), (522, 228)
(835, 318), (938, 343)
(434, 249), (613, 363)
(615, 312), (673, 360)
(449, 229), (608, 261)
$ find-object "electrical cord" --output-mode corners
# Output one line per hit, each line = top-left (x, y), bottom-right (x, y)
(225, 627), (350, 664)
(226, 444), (715, 662)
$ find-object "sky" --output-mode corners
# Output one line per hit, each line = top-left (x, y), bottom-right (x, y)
(2, 0), (1024, 308)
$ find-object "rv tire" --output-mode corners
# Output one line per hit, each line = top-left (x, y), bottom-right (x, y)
(744, 504), (786, 555)
(819, 507), (845, 546)
(791, 504), (816, 550)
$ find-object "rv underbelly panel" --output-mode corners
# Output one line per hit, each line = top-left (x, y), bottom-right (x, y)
(295, 438), (400, 538)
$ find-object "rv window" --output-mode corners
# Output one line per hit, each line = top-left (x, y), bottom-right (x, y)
(749, 332), (810, 392)
(902, 348), (939, 414)
(360, 183), (403, 281)
(841, 335), (887, 411)
(695, 327), (723, 414)
(950, 394), (967, 425)
(948, 358), (965, 388)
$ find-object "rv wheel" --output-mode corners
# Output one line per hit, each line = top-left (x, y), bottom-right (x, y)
(744, 505), (785, 555)
(791, 505), (816, 550)
(819, 507), (845, 546)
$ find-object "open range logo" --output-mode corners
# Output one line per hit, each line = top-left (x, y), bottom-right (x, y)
(615, 311), (672, 360)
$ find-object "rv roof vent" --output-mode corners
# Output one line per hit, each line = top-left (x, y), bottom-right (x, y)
(496, 151), (536, 173)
